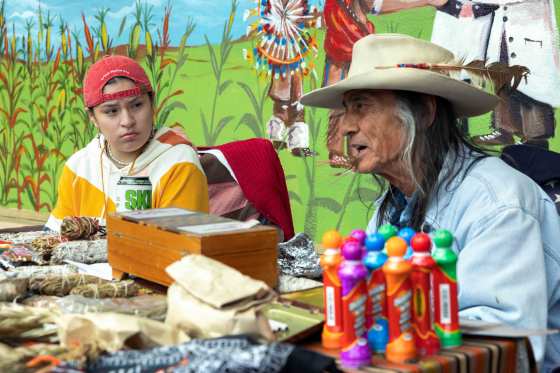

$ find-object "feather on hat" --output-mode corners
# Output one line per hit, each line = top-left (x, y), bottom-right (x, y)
(300, 34), (528, 118)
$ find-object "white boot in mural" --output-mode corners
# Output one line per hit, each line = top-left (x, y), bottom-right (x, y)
(266, 115), (288, 150)
(287, 121), (315, 157)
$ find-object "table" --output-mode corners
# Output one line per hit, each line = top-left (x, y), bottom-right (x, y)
(286, 288), (537, 373)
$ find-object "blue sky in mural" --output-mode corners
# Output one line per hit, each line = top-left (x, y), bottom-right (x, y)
(5, 0), (324, 47)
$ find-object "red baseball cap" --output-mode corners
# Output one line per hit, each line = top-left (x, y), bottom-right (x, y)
(83, 55), (153, 108)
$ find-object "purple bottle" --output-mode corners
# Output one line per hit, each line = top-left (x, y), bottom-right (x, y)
(350, 229), (367, 258)
(339, 241), (372, 368)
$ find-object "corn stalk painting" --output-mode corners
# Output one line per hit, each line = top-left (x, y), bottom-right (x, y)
(0, 0), (517, 240)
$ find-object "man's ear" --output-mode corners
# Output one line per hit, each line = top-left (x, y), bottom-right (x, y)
(424, 95), (437, 128)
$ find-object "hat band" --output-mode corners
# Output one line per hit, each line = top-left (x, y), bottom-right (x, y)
(96, 85), (150, 106)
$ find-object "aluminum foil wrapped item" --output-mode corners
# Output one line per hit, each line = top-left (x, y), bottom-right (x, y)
(8, 264), (79, 280)
(277, 274), (322, 294)
(0, 231), (49, 245)
(50, 239), (107, 265)
(277, 232), (322, 279)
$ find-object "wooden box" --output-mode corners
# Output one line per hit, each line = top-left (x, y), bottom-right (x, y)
(107, 208), (278, 288)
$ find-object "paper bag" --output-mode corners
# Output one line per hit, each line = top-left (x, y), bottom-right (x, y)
(57, 312), (189, 358)
(165, 255), (276, 340)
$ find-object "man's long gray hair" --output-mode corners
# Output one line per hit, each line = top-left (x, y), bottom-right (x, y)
(374, 91), (488, 230)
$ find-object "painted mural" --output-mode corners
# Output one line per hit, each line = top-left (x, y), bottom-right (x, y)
(0, 0), (559, 240)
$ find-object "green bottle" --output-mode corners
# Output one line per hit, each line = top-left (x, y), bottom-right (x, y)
(432, 229), (462, 348)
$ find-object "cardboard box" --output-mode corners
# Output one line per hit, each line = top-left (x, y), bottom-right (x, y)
(107, 208), (278, 287)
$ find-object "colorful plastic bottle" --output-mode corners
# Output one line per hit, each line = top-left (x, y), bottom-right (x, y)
(350, 229), (367, 257)
(363, 233), (389, 353)
(339, 241), (371, 368)
(383, 236), (416, 363)
(320, 230), (344, 349)
(432, 229), (462, 348)
(410, 232), (440, 356)
(398, 227), (416, 260)
(378, 224), (398, 241)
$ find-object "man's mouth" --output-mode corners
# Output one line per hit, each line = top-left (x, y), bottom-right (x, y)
(350, 144), (368, 157)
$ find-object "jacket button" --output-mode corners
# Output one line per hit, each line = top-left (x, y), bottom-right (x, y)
(509, 37), (514, 42)
(511, 52), (517, 58)
(503, 16), (508, 22)
(504, 6), (508, 10)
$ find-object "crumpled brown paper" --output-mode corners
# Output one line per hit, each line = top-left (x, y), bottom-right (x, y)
(165, 255), (276, 341)
(57, 312), (190, 359)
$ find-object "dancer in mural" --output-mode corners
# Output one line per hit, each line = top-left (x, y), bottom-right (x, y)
(429, 0), (560, 148)
(246, 0), (318, 157)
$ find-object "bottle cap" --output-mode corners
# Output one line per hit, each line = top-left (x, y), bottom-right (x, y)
(398, 227), (416, 244)
(322, 230), (342, 249)
(433, 229), (453, 248)
(411, 232), (431, 253)
(378, 224), (398, 241)
(350, 229), (367, 245)
(365, 233), (385, 252)
(342, 241), (362, 260)
(385, 236), (408, 257)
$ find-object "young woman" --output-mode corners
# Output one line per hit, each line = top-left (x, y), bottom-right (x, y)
(46, 55), (208, 231)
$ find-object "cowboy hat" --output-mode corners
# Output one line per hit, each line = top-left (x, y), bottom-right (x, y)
(300, 34), (499, 117)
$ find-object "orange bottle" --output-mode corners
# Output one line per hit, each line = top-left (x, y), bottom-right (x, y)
(321, 230), (344, 349)
(383, 236), (416, 363)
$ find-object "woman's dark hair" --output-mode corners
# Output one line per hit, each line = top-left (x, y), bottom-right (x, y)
(375, 91), (490, 230)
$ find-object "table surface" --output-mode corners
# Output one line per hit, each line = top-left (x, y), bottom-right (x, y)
(286, 288), (536, 373)
(0, 226), (537, 373)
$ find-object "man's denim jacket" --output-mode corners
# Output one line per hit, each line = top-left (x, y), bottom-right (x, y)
(367, 149), (560, 372)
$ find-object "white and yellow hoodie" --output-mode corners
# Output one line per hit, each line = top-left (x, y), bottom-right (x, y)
(45, 127), (209, 231)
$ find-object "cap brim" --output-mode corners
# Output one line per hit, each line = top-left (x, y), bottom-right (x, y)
(300, 68), (499, 118)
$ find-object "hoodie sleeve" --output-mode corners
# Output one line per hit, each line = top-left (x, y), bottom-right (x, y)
(152, 145), (209, 213)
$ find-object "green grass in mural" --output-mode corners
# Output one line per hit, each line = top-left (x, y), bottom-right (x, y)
(1, 1), (559, 240)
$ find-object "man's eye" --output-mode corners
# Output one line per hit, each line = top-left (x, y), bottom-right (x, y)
(133, 101), (143, 108)
(353, 102), (364, 111)
(104, 109), (118, 115)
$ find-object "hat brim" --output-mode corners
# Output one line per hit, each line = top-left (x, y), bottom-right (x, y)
(301, 68), (499, 118)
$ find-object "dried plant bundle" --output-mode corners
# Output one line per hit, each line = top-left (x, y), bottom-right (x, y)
(0, 303), (59, 340)
(30, 274), (108, 296)
(60, 216), (104, 240)
(70, 280), (140, 298)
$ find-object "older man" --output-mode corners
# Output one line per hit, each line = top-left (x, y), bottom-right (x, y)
(301, 34), (560, 371)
